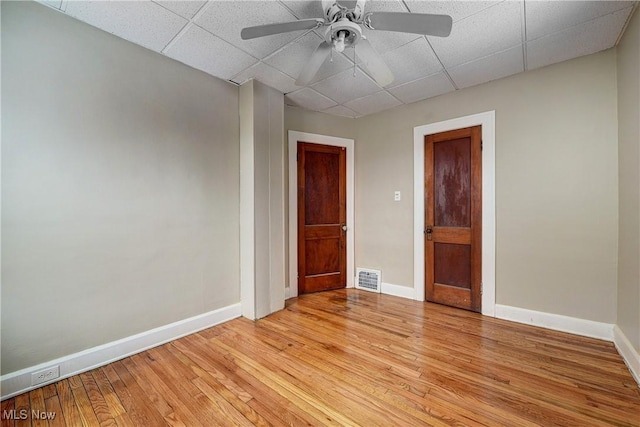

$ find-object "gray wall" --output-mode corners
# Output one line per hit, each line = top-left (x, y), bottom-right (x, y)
(286, 49), (620, 324)
(240, 80), (286, 319)
(2, 1), (240, 374)
(617, 9), (640, 352)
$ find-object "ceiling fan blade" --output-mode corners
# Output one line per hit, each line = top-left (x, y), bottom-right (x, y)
(367, 12), (452, 37)
(241, 18), (324, 40)
(296, 41), (332, 86)
(355, 39), (394, 87)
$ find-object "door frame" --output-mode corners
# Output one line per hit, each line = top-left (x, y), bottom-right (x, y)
(413, 111), (496, 316)
(288, 130), (355, 299)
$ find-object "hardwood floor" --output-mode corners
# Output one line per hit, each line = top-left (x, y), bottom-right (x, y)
(2, 289), (639, 426)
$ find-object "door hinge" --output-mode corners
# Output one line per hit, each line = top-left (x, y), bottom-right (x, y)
(481, 282), (483, 295)
(296, 152), (299, 161)
(481, 141), (483, 151)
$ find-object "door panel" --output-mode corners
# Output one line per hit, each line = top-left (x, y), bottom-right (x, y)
(434, 137), (471, 227)
(298, 142), (346, 294)
(425, 126), (482, 312)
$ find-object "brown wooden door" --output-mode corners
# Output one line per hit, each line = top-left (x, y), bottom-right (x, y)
(425, 126), (482, 312)
(297, 142), (347, 294)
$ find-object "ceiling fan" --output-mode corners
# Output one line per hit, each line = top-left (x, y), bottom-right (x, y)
(240, 0), (452, 87)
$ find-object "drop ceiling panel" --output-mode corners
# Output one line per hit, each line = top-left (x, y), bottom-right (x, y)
(361, 28), (422, 55)
(382, 38), (442, 88)
(449, 45), (524, 89)
(429, 1), (523, 68)
(525, 1), (633, 41)
(405, 1), (502, 23)
(165, 24), (257, 79)
(311, 68), (382, 104)
(527, 6), (632, 70)
(323, 105), (359, 118)
(388, 72), (455, 104)
(281, 1), (325, 19)
(153, 1), (207, 20)
(195, 1), (300, 59)
(232, 62), (299, 94)
(37, 0), (62, 10)
(344, 91), (402, 115)
(286, 88), (338, 111)
(264, 32), (354, 84)
(46, 0), (637, 119)
(65, 0), (188, 52)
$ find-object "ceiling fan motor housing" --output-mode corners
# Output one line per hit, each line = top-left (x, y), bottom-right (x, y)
(325, 18), (362, 50)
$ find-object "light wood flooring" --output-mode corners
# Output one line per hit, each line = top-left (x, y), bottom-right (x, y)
(2, 289), (639, 426)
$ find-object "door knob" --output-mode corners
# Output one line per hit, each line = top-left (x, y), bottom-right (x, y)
(342, 224), (348, 231)
(425, 225), (433, 241)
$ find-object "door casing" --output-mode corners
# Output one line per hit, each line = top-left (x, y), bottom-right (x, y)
(414, 111), (496, 317)
(288, 131), (355, 299)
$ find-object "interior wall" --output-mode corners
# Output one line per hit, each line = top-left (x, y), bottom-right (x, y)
(286, 49), (619, 324)
(253, 81), (286, 318)
(617, 8), (640, 352)
(1, 1), (240, 374)
(358, 50), (619, 324)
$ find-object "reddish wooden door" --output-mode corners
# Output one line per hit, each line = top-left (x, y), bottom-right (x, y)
(425, 126), (482, 312)
(297, 142), (347, 294)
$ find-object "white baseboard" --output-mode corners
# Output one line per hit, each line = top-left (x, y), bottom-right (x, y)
(613, 325), (640, 386)
(494, 304), (614, 341)
(381, 282), (416, 300)
(1, 303), (241, 401)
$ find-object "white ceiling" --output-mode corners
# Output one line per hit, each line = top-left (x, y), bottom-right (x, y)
(40, 0), (637, 118)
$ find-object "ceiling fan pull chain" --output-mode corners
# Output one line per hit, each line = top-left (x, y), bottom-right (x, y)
(353, 46), (357, 77)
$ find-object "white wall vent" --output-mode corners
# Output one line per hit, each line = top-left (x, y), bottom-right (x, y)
(355, 268), (381, 293)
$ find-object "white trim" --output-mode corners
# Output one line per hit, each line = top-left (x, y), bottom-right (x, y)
(413, 111), (496, 316)
(288, 131), (355, 299)
(495, 304), (614, 341)
(613, 325), (640, 386)
(0, 303), (241, 400)
(381, 282), (415, 300)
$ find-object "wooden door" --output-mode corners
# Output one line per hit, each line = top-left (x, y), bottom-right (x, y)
(297, 142), (347, 294)
(425, 126), (482, 312)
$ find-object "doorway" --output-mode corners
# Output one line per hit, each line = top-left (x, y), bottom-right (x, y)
(288, 131), (355, 299)
(413, 111), (496, 316)
(297, 142), (346, 294)
(425, 126), (482, 312)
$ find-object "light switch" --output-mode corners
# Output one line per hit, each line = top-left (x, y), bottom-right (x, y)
(394, 191), (401, 201)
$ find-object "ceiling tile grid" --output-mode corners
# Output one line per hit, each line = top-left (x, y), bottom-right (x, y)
(232, 61), (299, 93)
(405, 1), (503, 23)
(311, 68), (383, 104)
(164, 24), (257, 79)
(382, 37), (443, 88)
(36, 0), (638, 118)
(448, 44), (524, 89)
(344, 90), (403, 116)
(388, 71), (456, 104)
(285, 87), (338, 110)
(262, 31), (354, 84)
(194, 1), (301, 59)
(153, 1), (207, 20)
(323, 104), (360, 118)
(526, 5), (634, 70)
(525, 0), (632, 40)
(64, 0), (188, 52)
(429, 1), (524, 68)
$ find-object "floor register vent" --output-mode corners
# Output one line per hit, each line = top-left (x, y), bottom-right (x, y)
(356, 268), (381, 293)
